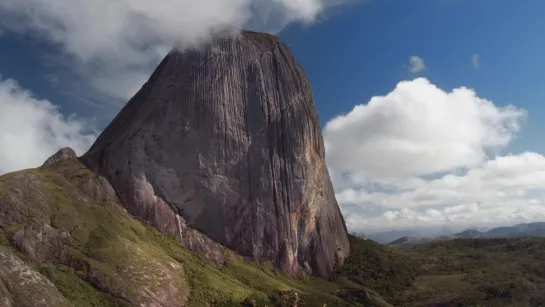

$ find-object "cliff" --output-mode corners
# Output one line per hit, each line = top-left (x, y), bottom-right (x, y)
(81, 30), (350, 277)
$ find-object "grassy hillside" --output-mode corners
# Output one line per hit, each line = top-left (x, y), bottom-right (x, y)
(336, 235), (545, 306)
(394, 238), (545, 306)
(3, 157), (545, 306)
(335, 236), (419, 302)
(0, 158), (391, 307)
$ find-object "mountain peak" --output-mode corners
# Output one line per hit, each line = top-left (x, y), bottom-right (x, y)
(42, 147), (77, 167)
(82, 30), (349, 278)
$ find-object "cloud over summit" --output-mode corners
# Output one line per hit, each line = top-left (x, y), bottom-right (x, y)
(0, 0), (345, 104)
(0, 0), (349, 173)
(0, 0), (334, 59)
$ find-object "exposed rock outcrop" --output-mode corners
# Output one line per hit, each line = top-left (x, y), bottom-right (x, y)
(42, 147), (77, 167)
(0, 247), (71, 307)
(82, 30), (349, 277)
(110, 171), (226, 265)
(81, 237), (189, 307)
(12, 223), (72, 263)
(0, 158), (191, 306)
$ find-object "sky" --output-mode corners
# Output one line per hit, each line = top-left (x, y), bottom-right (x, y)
(1, 0), (545, 232)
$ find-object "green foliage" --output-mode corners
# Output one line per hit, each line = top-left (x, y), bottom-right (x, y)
(335, 288), (393, 307)
(336, 235), (419, 300)
(394, 237), (545, 306)
(7, 159), (545, 306)
(37, 263), (131, 307)
(332, 235), (545, 306)
(0, 159), (391, 306)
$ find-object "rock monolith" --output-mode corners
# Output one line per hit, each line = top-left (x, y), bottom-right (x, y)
(82, 30), (350, 278)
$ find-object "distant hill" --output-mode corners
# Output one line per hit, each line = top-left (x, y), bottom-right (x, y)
(343, 235), (545, 306)
(486, 222), (545, 237)
(454, 229), (485, 238)
(386, 236), (439, 248)
(363, 230), (423, 244)
(395, 237), (545, 306)
(387, 222), (545, 248)
(465, 222), (545, 239)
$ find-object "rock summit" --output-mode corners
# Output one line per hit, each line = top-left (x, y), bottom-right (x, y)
(82, 30), (349, 277)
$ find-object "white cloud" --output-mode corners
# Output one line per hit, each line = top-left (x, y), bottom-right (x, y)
(323, 78), (543, 230)
(472, 53), (480, 68)
(0, 0), (351, 172)
(0, 78), (97, 174)
(337, 152), (545, 209)
(348, 198), (545, 231)
(324, 78), (526, 180)
(0, 0), (346, 105)
(409, 56), (426, 73)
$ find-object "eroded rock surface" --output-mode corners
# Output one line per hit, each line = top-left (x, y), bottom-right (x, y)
(82, 30), (349, 277)
(0, 247), (71, 307)
(12, 223), (72, 263)
(0, 157), (192, 306)
(119, 172), (226, 265)
(42, 147), (77, 167)
(84, 237), (189, 307)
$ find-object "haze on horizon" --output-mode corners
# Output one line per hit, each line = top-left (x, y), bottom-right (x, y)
(1, 0), (545, 233)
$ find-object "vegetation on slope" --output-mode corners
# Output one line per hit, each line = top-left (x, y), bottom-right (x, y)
(395, 237), (545, 306)
(335, 234), (545, 306)
(335, 235), (419, 302)
(4, 157), (545, 306)
(0, 158), (391, 307)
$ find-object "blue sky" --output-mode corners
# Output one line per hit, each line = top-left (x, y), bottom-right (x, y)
(1, 0), (544, 231)
(280, 0), (545, 153)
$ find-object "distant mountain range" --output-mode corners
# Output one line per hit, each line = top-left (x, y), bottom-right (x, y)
(359, 227), (455, 244)
(356, 230), (422, 244)
(384, 222), (545, 248)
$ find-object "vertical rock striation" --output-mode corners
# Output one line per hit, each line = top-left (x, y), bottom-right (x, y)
(82, 30), (349, 278)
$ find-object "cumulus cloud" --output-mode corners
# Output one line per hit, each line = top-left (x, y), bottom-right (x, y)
(323, 78), (542, 230)
(472, 53), (480, 68)
(409, 56), (426, 73)
(0, 0), (347, 105)
(0, 78), (97, 174)
(347, 198), (545, 231)
(324, 78), (526, 179)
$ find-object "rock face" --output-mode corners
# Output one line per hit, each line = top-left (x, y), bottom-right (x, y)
(0, 247), (71, 307)
(82, 30), (350, 277)
(42, 147), (77, 167)
(0, 156), (191, 306)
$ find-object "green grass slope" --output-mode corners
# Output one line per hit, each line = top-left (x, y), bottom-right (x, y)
(0, 158), (392, 307)
(7, 156), (543, 306)
(338, 234), (545, 306)
(395, 237), (545, 306)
